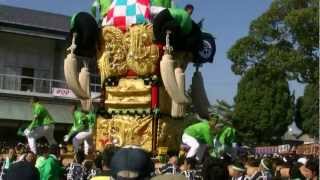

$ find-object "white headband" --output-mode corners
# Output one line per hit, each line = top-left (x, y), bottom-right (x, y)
(232, 165), (245, 172)
(261, 159), (270, 171)
(297, 157), (307, 165)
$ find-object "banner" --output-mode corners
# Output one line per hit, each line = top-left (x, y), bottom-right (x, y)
(52, 87), (100, 99)
(52, 88), (76, 98)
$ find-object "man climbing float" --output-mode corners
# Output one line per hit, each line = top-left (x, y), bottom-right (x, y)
(64, 105), (96, 155)
(182, 119), (216, 160)
(24, 97), (57, 154)
(211, 121), (236, 158)
(182, 115), (236, 160)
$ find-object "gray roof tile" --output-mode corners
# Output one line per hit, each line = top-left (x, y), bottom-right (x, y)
(0, 4), (70, 33)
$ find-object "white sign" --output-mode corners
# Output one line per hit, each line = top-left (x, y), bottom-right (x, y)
(52, 87), (101, 99)
(52, 88), (76, 98)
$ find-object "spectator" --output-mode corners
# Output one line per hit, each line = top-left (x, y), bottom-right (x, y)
(202, 157), (228, 180)
(227, 161), (246, 180)
(66, 150), (85, 180)
(156, 154), (180, 175)
(91, 146), (117, 180)
(93, 152), (102, 171)
(15, 142), (26, 154)
(304, 158), (318, 179)
(5, 151), (39, 180)
(59, 144), (68, 156)
(287, 160), (305, 179)
(37, 144), (62, 180)
(0, 148), (16, 179)
(181, 158), (201, 180)
(258, 158), (273, 180)
(272, 157), (289, 179)
(83, 160), (97, 180)
(35, 145), (49, 170)
(244, 158), (260, 179)
(290, 157), (319, 180)
(110, 145), (154, 179)
(25, 151), (37, 164)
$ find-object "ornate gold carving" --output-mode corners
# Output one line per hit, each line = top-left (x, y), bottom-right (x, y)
(98, 26), (128, 82)
(126, 25), (159, 75)
(98, 25), (159, 80)
(95, 115), (153, 151)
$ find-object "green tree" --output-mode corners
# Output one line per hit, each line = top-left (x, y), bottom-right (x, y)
(227, 0), (319, 83)
(232, 66), (294, 145)
(211, 100), (234, 122)
(296, 83), (319, 137)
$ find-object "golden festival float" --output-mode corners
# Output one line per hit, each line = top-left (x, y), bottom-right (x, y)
(63, 0), (216, 154)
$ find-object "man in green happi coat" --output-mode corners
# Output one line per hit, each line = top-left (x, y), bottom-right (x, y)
(182, 115), (224, 161)
(211, 124), (236, 158)
(64, 105), (96, 155)
(91, 0), (112, 19)
(24, 97), (57, 154)
(36, 145), (63, 180)
(182, 114), (237, 160)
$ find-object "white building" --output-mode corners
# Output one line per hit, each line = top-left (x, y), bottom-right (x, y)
(0, 5), (100, 143)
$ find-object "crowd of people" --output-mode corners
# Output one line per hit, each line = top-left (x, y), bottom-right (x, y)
(0, 98), (317, 180)
(0, 141), (318, 180)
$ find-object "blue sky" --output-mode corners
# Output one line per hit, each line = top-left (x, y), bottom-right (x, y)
(0, 0), (304, 104)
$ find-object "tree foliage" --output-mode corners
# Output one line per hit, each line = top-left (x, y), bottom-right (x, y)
(211, 100), (234, 122)
(227, 0), (319, 83)
(232, 66), (294, 145)
(227, 0), (319, 144)
(296, 83), (319, 137)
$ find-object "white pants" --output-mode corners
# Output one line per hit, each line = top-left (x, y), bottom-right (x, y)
(182, 133), (200, 159)
(72, 129), (93, 155)
(24, 124), (57, 154)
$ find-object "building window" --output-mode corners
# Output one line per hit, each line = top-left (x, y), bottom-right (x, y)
(20, 67), (34, 91)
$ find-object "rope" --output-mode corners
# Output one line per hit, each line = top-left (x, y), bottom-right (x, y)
(164, 30), (173, 54)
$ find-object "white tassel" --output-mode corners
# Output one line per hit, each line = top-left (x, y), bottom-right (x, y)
(64, 33), (90, 100)
(160, 54), (189, 104)
(64, 53), (90, 99)
(171, 67), (186, 117)
(160, 31), (189, 104)
(79, 65), (92, 111)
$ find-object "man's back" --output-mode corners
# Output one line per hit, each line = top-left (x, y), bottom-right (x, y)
(5, 161), (40, 180)
(184, 121), (213, 145)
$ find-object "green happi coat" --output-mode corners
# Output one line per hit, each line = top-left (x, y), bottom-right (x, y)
(168, 8), (192, 35)
(151, 0), (172, 8)
(37, 154), (62, 180)
(211, 126), (236, 157)
(67, 110), (88, 137)
(184, 121), (213, 146)
(86, 111), (96, 129)
(28, 102), (55, 130)
(91, 0), (112, 18)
